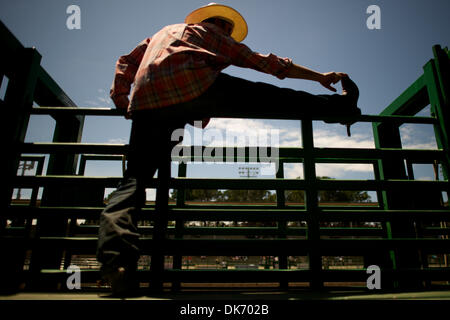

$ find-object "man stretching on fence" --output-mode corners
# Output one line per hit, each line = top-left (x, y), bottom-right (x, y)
(97, 3), (361, 296)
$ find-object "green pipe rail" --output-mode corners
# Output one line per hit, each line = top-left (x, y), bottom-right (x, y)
(1, 20), (450, 292)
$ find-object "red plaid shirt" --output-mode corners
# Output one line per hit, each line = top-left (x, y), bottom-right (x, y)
(111, 23), (292, 118)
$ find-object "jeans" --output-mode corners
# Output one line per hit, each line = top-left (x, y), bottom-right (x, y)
(96, 73), (358, 268)
(96, 116), (185, 269)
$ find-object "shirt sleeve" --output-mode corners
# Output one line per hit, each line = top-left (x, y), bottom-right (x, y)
(110, 38), (151, 108)
(197, 24), (292, 79)
(229, 42), (293, 79)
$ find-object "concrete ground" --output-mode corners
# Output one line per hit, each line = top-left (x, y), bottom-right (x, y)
(2, 289), (450, 300)
(2, 289), (449, 319)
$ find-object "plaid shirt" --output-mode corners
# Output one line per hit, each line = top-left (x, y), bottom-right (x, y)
(111, 23), (293, 118)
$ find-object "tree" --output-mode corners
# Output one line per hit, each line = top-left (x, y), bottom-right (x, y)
(170, 189), (276, 203)
(220, 189), (274, 203)
(285, 189), (305, 203)
(284, 176), (371, 204)
(169, 176), (371, 204)
(319, 189), (371, 202)
(317, 176), (371, 203)
(170, 189), (222, 202)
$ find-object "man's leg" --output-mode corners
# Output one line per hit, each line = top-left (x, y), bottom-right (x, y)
(212, 73), (344, 117)
(96, 112), (187, 294)
(168, 73), (359, 122)
(96, 115), (158, 295)
(96, 176), (144, 272)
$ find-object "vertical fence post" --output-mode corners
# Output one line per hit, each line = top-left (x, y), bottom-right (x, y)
(2, 47), (41, 292)
(423, 46), (450, 286)
(173, 161), (187, 291)
(4, 48), (41, 208)
(276, 159), (288, 289)
(32, 113), (84, 289)
(373, 120), (423, 288)
(301, 119), (322, 290)
(426, 45), (450, 180)
(150, 128), (172, 292)
(372, 122), (400, 288)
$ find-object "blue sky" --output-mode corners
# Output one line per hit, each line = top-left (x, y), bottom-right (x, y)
(1, 0), (449, 200)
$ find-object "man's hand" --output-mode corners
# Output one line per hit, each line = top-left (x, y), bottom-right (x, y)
(319, 72), (348, 92)
(286, 64), (348, 92)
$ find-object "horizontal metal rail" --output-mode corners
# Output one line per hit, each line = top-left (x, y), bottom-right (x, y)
(30, 107), (439, 124)
(3, 237), (450, 255)
(19, 142), (446, 162)
(70, 225), (448, 237)
(21, 267), (450, 285)
(5, 206), (450, 221)
(69, 225), (384, 237)
(12, 175), (450, 192)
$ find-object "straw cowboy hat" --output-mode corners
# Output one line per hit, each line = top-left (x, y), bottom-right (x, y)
(185, 3), (248, 42)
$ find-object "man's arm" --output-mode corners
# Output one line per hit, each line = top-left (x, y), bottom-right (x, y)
(227, 40), (346, 92)
(286, 63), (347, 92)
(110, 38), (151, 110)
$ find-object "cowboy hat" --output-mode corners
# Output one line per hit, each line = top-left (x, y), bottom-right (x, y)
(185, 3), (248, 42)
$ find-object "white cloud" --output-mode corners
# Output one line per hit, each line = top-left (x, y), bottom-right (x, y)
(279, 128), (301, 147)
(98, 97), (110, 103)
(284, 163), (303, 179)
(188, 118), (302, 146)
(183, 119), (377, 179)
(85, 99), (101, 107)
(201, 119), (374, 149)
(180, 120), (440, 181)
(399, 125), (413, 140)
(185, 118), (289, 147)
(313, 129), (374, 149)
(400, 124), (438, 149)
(107, 138), (127, 144)
(403, 142), (438, 149)
(146, 188), (156, 201)
(280, 121), (440, 151)
(415, 176), (433, 181)
(85, 89), (113, 108)
(311, 127), (375, 177)
(315, 163), (374, 178)
(283, 162), (374, 180)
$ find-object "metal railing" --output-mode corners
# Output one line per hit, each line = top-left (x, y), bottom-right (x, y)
(1, 20), (449, 292)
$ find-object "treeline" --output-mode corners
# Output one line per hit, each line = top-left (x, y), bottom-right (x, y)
(170, 189), (276, 203)
(170, 177), (371, 203)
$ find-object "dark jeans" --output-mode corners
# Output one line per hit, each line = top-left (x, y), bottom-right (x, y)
(96, 73), (356, 269)
(96, 117), (185, 269)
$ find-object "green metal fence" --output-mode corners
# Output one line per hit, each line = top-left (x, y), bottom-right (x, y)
(1, 20), (449, 292)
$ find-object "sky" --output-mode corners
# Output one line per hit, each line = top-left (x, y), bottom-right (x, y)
(1, 0), (449, 201)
